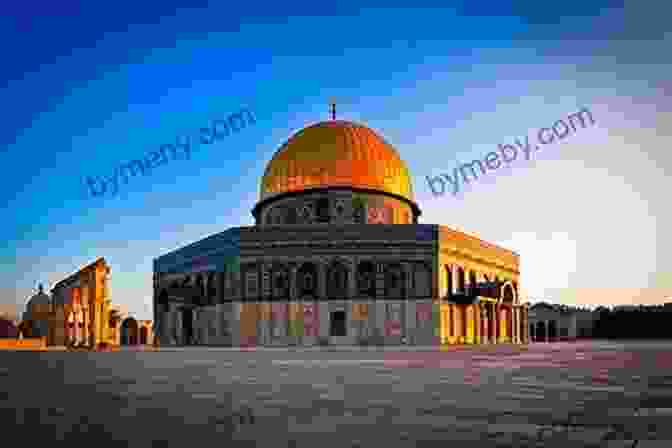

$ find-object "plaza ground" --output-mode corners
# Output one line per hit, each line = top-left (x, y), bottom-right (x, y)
(1, 340), (671, 446)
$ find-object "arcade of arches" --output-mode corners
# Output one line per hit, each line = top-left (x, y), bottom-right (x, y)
(16, 259), (155, 347)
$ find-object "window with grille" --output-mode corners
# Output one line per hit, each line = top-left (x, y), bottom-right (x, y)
(246, 273), (258, 297)
(303, 273), (313, 290)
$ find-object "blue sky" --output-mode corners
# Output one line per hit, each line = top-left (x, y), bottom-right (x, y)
(2, 1), (671, 320)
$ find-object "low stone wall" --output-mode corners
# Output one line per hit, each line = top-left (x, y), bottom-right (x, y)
(0, 337), (47, 350)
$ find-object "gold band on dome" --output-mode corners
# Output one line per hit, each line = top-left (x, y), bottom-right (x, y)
(260, 121), (415, 202)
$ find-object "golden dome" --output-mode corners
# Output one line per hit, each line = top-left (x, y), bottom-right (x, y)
(260, 120), (414, 202)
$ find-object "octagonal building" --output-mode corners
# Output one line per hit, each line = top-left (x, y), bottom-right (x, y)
(153, 119), (529, 346)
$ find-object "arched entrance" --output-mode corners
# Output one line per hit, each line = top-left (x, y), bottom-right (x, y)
(140, 326), (148, 345)
(121, 318), (139, 345)
(502, 284), (515, 304)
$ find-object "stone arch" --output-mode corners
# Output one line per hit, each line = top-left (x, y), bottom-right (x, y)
(357, 260), (375, 297)
(327, 260), (349, 299)
(457, 266), (466, 294)
(385, 262), (405, 299)
(512, 281), (519, 304)
(502, 282), (515, 304)
(121, 318), (139, 345)
(297, 262), (318, 298)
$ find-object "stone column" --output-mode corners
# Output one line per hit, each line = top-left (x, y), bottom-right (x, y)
(479, 304), (485, 344)
(470, 304), (477, 344)
(348, 262), (357, 300)
(440, 265), (447, 299)
(89, 307), (94, 345)
(290, 265), (298, 301)
(318, 262), (327, 301)
(516, 308), (521, 343)
(483, 304), (488, 343)
(82, 309), (88, 346)
(463, 305), (468, 343)
(509, 307), (514, 343)
(493, 303), (499, 344)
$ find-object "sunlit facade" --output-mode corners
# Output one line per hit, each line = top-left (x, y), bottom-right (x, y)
(154, 119), (529, 346)
(18, 258), (153, 348)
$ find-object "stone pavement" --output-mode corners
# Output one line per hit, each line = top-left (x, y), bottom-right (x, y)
(1, 340), (671, 446)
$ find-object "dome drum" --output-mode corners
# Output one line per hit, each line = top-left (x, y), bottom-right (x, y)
(253, 188), (420, 226)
